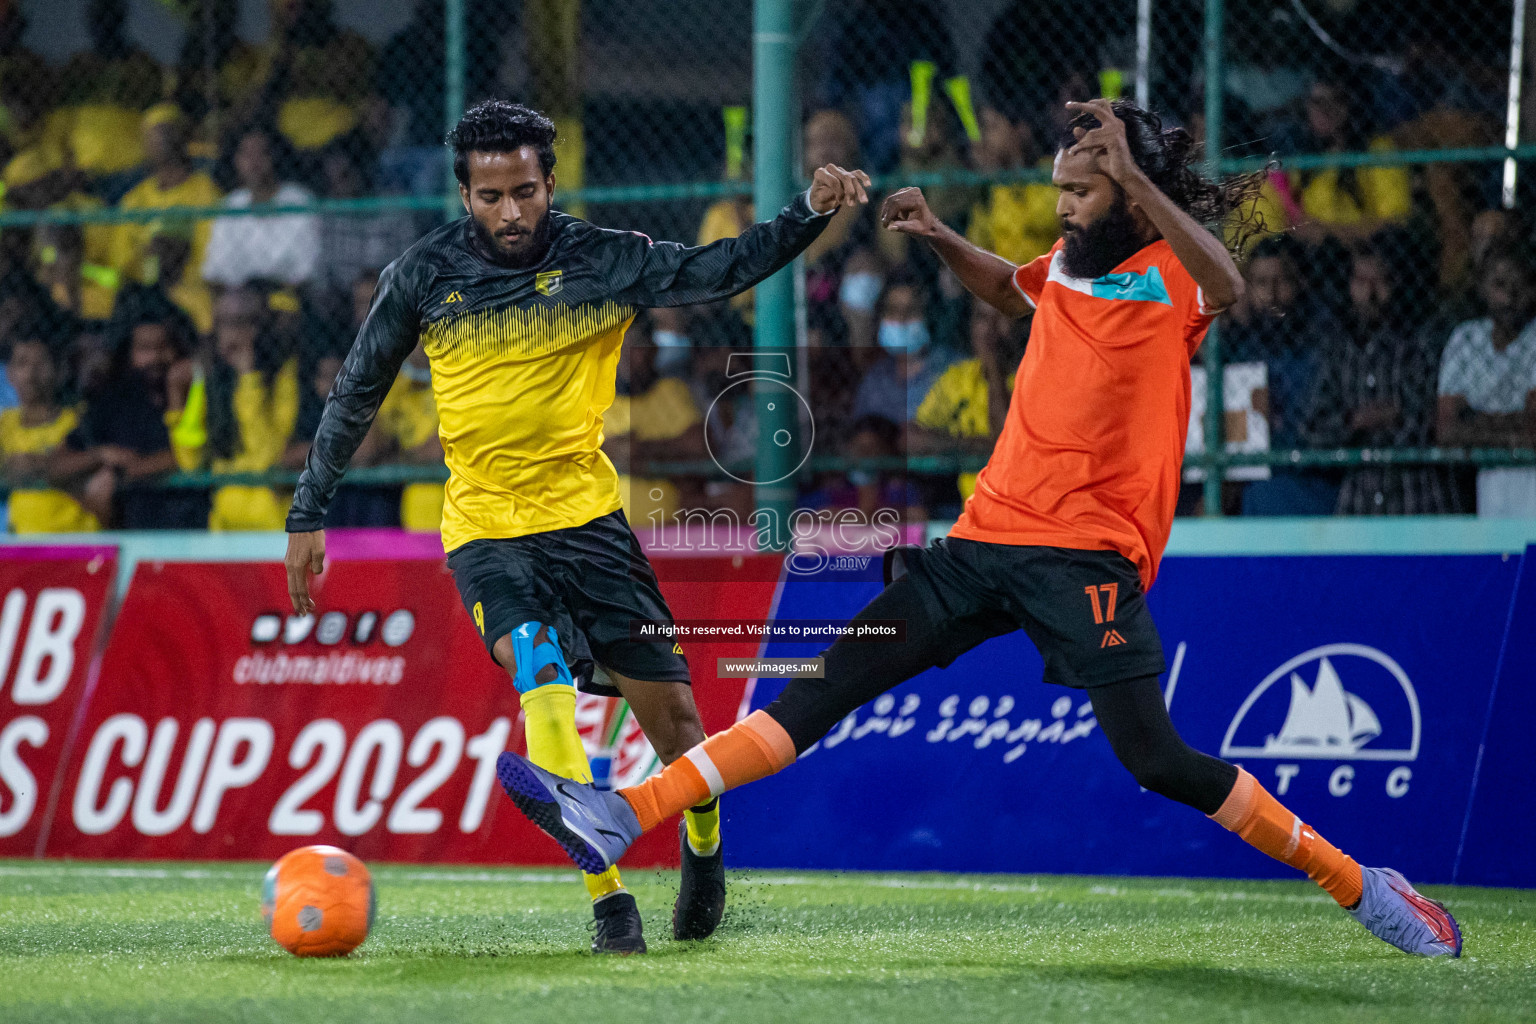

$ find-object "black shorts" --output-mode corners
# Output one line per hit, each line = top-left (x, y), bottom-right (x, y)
(885, 537), (1166, 689)
(445, 510), (689, 697)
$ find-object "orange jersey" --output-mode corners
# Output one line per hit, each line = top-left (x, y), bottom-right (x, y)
(950, 238), (1215, 589)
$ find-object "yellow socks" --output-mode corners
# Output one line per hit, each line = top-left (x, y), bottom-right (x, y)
(520, 683), (627, 900)
(584, 865), (624, 900)
(684, 798), (721, 856)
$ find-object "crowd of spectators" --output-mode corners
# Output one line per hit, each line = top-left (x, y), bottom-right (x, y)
(1, 0), (1533, 535)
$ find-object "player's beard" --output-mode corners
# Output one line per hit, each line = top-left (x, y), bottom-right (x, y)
(1060, 194), (1144, 279)
(472, 209), (554, 269)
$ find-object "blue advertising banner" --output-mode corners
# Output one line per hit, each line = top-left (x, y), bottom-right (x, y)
(726, 553), (1524, 885)
(1452, 546), (1536, 887)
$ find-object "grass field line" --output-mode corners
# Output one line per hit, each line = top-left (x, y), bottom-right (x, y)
(5, 862), (1513, 911)
(732, 873), (1337, 905)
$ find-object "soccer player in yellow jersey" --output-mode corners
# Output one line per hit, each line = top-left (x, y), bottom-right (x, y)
(284, 100), (870, 953)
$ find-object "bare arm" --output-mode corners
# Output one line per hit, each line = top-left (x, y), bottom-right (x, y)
(1065, 99), (1245, 312)
(1438, 393), (1533, 447)
(879, 188), (1031, 318)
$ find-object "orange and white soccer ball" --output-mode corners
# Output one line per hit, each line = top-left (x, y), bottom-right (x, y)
(262, 845), (375, 957)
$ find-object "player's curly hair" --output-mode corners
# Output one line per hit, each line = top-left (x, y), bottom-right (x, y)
(446, 100), (558, 188)
(1061, 100), (1270, 256)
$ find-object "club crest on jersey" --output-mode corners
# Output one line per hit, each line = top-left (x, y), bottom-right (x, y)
(535, 270), (563, 296)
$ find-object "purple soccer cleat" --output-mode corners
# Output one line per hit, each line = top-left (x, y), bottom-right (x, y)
(496, 752), (642, 873)
(1348, 866), (1462, 958)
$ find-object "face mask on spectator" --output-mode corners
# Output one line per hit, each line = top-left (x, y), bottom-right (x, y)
(839, 272), (883, 313)
(878, 319), (929, 354)
(848, 468), (877, 487)
(653, 330), (691, 375)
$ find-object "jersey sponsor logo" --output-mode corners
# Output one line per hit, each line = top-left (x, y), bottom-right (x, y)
(535, 270), (563, 296)
(1100, 629), (1127, 648)
(1045, 253), (1173, 306)
(441, 291), (464, 304)
(1089, 266), (1171, 305)
(1221, 644), (1419, 762)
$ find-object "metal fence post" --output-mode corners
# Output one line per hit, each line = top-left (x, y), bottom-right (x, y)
(1201, 0), (1225, 516)
(444, 0), (466, 214)
(753, 0), (797, 544)
(1503, 0), (1528, 208)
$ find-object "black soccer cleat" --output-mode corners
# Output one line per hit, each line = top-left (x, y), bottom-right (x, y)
(590, 890), (647, 955)
(672, 818), (726, 940)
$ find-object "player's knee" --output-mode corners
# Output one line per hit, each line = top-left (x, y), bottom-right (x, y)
(1116, 734), (1203, 802)
(503, 620), (573, 694)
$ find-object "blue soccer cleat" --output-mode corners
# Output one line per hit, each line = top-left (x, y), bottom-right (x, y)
(496, 753), (642, 873)
(1348, 866), (1463, 958)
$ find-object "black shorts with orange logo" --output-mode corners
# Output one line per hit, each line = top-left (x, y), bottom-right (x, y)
(886, 537), (1166, 689)
(445, 509), (690, 697)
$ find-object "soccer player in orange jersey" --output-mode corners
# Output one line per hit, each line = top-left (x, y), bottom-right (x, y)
(494, 100), (1462, 958)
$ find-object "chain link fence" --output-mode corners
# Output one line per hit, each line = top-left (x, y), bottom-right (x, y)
(0, 0), (1531, 534)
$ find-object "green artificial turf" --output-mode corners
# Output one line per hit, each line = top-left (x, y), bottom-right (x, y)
(0, 860), (1532, 1023)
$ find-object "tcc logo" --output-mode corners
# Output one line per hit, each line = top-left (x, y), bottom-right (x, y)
(1220, 643), (1419, 798)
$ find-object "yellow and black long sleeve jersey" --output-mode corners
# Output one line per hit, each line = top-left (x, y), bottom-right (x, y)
(287, 192), (830, 551)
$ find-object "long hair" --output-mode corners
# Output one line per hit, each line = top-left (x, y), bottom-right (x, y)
(105, 286), (196, 382)
(1061, 100), (1269, 256)
(206, 289), (289, 463)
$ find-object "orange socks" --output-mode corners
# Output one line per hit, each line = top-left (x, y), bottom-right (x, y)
(621, 711), (797, 832)
(1209, 767), (1363, 907)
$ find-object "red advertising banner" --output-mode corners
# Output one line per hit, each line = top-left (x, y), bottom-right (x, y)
(44, 553), (780, 865)
(0, 546), (117, 857)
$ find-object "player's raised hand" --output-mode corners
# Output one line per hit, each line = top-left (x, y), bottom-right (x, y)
(880, 187), (941, 238)
(809, 164), (871, 214)
(1064, 99), (1139, 184)
(285, 530), (326, 616)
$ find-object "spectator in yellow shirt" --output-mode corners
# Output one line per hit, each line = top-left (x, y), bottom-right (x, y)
(696, 188), (756, 326)
(1, 332), (99, 533)
(912, 301), (1026, 501)
(204, 288), (298, 530)
(1276, 81), (1412, 245)
(276, 34), (376, 154)
(378, 343), (444, 532)
(965, 107), (1059, 267)
(44, 0), (163, 184)
(111, 105), (222, 333)
(603, 317), (705, 528)
(35, 216), (118, 324)
(1, 150), (118, 322)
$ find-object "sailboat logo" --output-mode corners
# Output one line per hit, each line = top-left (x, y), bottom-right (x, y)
(1220, 643), (1420, 762)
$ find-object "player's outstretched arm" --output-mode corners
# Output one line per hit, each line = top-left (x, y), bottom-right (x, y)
(1065, 99), (1244, 313)
(285, 258), (421, 613)
(880, 188), (1030, 318)
(614, 164), (870, 308)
